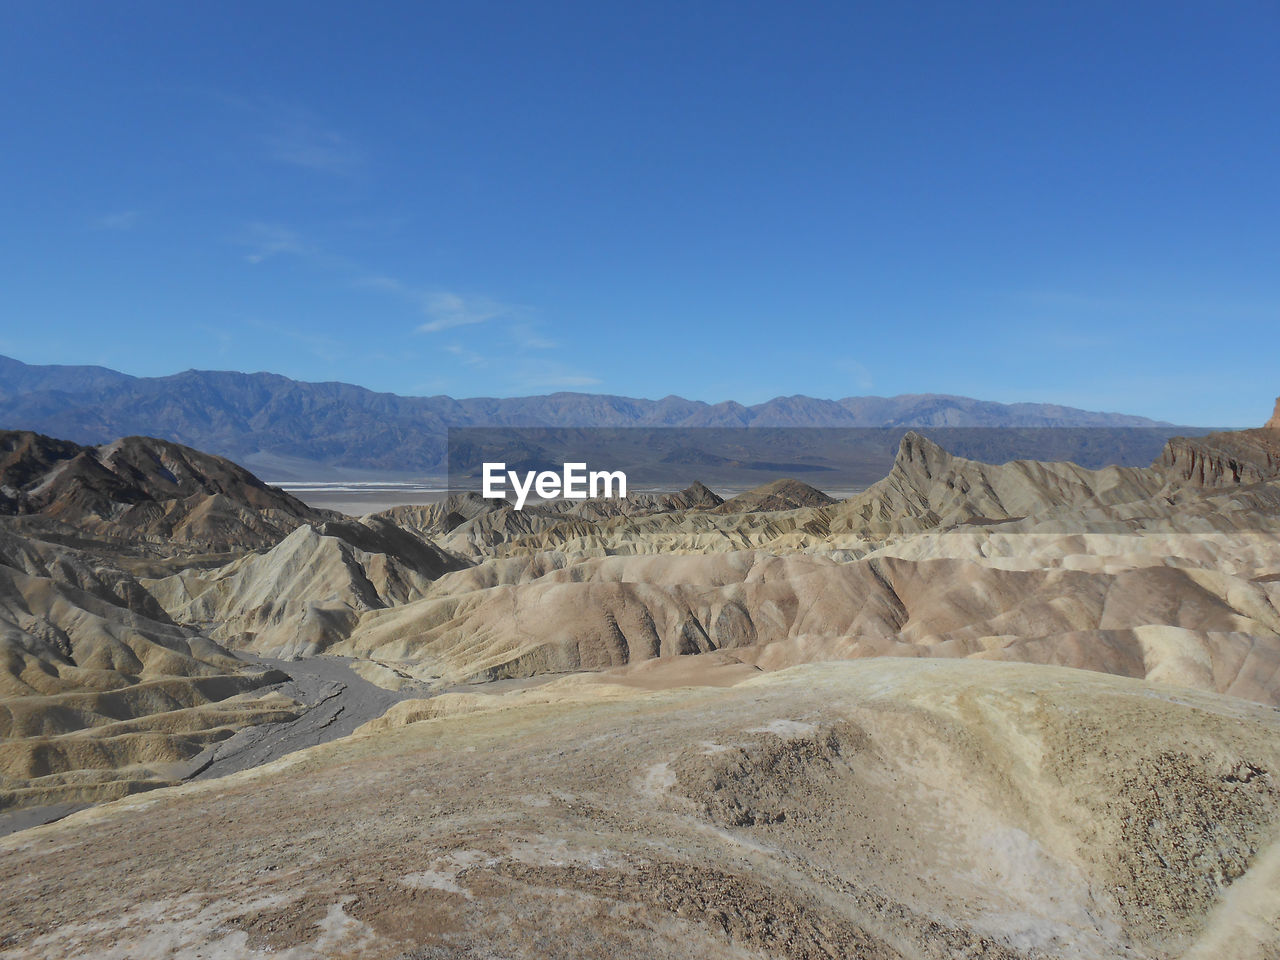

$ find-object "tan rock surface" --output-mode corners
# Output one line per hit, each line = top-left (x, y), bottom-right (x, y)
(3, 659), (1278, 959)
(0, 529), (297, 808)
(143, 517), (462, 658)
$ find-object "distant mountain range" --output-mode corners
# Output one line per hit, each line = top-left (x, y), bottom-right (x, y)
(0, 355), (1180, 478)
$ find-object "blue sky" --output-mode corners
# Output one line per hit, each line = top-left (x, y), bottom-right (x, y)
(1, 2), (1276, 425)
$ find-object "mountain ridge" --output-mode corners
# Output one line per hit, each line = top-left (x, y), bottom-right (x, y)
(0, 354), (1186, 476)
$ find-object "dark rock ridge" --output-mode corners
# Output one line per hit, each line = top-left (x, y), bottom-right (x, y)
(0, 430), (330, 551)
(1159, 432), (1280, 486)
(0, 354), (1178, 475)
(1157, 401), (1280, 487)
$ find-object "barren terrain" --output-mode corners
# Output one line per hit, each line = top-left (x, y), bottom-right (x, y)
(2, 414), (1280, 958)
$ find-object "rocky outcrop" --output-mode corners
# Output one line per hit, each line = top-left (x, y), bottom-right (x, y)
(1158, 431), (1280, 487)
(0, 430), (330, 551)
(11, 659), (1280, 959)
(337, 543), (1280, 697)
(378, 493), (499, 539)
(1153, 398), (1280, 487)
(376, 483), (727, 559)
(9, 418), (1280, 830)
(829, 432), (1164, 534)
(0, 526), (296, 808)
(712, 478), (836, 514)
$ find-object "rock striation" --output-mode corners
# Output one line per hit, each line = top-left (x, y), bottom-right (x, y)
(0, 526), (296, 809)
(1152, 397), (1280, 487)
(4, 417), (1280, 836)
(145, 517), (465, 658)
(2, 415), (1280, 955)
(1158, 433), (1280, 486)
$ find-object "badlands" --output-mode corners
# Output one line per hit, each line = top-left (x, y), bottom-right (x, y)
(2, 410), (1280, 959)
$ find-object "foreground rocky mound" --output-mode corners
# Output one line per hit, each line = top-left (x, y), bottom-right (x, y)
(3, 659), (1277, 959)
(0, 430), (328, 552)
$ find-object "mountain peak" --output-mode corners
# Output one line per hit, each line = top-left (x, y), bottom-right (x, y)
(1267, 397), (1280, 430)
(679, 480), (723, 507)
(896, 430), (952, 468)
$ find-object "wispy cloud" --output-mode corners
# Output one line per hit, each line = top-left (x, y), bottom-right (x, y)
(509, 322), (557, 350)
(1007, 287), (1280, 323)
(242, 316), (347, 363)
(93, 210), (140, 231)
(430, 343), (600, 393)
(244, 239), (531, 343)
(191, 323), (237, 356)
(210, 93), (365, 176)
(265, 117), (364, 175)
(229, 225), (598, 391)
(444, 343), (487, 366)
(241, 222), (314, 264)
(512, 355), (603, 390)
(355, 275), (406, 295)
(833, 358), (874, 392)
(418, 292), (523, 333)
